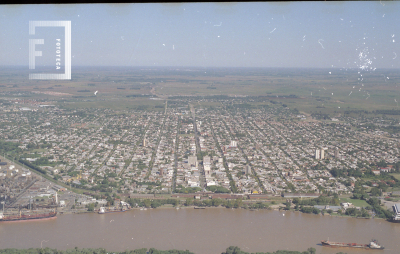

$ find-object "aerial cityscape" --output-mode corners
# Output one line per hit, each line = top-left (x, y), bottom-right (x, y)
(0, 2), (400, 254)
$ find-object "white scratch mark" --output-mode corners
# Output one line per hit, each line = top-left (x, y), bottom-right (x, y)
(395, 99), (399, 107)
(173, 45), (175, 50)
(270, 28), (276, 33)
(332, 93), (334, 96)
(303, 35), (306, 41)
(380, 0), (385, 6)
(338, 106), (340, 109)
(349, 91), (352, 96)
(329, 72), (331, 74)
(318, 39), (325, 49)
(214, 22), (222, 27)
(394, 52), (397, 59)
(94, 91), (98, 95)
(323, 87), (326, 90)
(383, 14), (385, 17)
(163, 44), (165, 46)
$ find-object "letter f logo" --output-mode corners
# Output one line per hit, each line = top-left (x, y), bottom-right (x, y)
(29, 39), (44, 69)
(29, 21), (71, 80)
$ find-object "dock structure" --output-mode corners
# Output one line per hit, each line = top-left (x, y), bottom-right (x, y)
(392, 203), (400, 221)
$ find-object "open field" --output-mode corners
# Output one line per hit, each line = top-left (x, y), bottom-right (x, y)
(1, 66), (399, 115)
(339, 198), (369, 207)
(390, 173), (400, 181)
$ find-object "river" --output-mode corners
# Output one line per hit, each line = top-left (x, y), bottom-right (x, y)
(0, 208), (399, 254)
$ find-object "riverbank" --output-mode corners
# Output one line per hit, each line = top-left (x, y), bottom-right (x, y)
(62, 204), (389, 222)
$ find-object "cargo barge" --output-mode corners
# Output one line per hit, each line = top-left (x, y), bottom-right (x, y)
(321, 239), (384, 250)
(0, 211), (57, 222)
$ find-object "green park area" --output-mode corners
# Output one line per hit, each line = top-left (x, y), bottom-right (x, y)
(339, 198), (369, 207)
(390, 173), (400, 181)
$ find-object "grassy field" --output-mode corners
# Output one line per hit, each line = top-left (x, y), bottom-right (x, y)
(1, 67), (399, 114)
(340, 198), (369, 207)
(390, 173), (400, 181)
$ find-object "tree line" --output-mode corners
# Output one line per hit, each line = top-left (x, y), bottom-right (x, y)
(0, 247), (193, 254)
(0, 246), (349, 254)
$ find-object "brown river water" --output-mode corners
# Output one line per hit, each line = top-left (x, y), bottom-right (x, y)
(0, 208), (399, 254)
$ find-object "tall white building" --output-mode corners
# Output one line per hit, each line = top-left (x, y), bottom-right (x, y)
(320, 149), (325, 160)
(230, 140), (237, 147)
(204, 165), (211, 175)
(188, 155), (198, 167)
(203, 156), (211, 166)
(315, 149), (320, 159)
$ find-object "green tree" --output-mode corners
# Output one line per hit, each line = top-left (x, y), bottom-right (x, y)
(307, 247), (316, 254)
(370, 187), (382, 197)
(185, 198), (193, 206)
(233, 198), (242, 209)
(212, 198), (223, 207)
(87, 203), (95, 212)
(143, 199), (151, 208)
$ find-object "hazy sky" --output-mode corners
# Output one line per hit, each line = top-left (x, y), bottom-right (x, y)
(0, 2), (399, 68)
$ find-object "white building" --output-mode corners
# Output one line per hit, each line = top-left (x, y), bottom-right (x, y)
(203, 156), (211, 165)
(392, 203), (400, 221)
(188, 155), (198, 167)
(204, 165), (211, 175)
(315, 149), (320, 159)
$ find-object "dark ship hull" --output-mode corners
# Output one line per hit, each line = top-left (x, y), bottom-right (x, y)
(0, 211), (57, 222)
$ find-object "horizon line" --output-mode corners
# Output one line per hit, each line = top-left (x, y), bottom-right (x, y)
(1, 65), (400, 70)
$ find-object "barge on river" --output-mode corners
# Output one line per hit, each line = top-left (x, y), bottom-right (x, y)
(0, 211), (57, 222)
(321, 239), (384, 250)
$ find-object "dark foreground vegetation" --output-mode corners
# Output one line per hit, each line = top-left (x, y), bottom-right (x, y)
(0, 246), (349, 254)
(0, 247), (192, 254)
